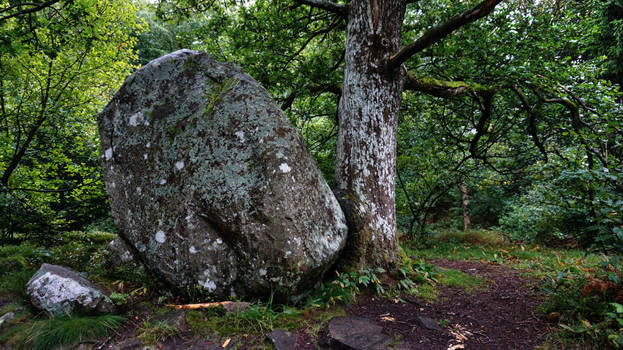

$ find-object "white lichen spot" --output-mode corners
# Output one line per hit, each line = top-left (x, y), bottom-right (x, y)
(146, 142), (151, 148)
(104, 148), (113, 161)
(160, 179), (167, 185)
(110, 182), (116, 188)
(143, 154), (148, 160)
(155, 230), (166, 244)
(136, 187), (142, 194)
(175, 161), (184, 170)
(234, 131), (245, 142)
(129, 111), (142, 126)
(216, 238), (223, 245)
(285, 250), (292, 258)
(259, 268), (267, 276)
(201, 279), (217, 292)
(189, 246), (197, 254)
(279, 163), (291, 173)
(363, 167), (371, 177)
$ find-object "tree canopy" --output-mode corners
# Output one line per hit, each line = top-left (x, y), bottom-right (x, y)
(0, 0), (621, 255)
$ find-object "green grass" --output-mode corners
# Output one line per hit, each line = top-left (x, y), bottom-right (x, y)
(406, 230), (604, 279)
(186, 303), (345, 337)
(437, 268), (484, 291)
(21, 314), (125, 350)
(403, 266), (484, 302)
(137, 319), (181, 345)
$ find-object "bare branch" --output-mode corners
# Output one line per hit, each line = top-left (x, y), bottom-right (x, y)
(292, 0), (348, 18)
(387, 0), (504, 70)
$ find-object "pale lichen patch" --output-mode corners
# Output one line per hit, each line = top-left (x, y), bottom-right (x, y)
(129, 111), (142, 126)
(234, 131), (246, 142)
(279, 163), (291, 173)
(155, 230), (166, 243)
(105, 148), (113, 161)
(175, 161), (184, 170)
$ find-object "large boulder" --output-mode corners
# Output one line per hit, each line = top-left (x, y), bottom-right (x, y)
(97, 49), (347, 300)
(104, 236), (143, 270)
(26, 264), (114, 316)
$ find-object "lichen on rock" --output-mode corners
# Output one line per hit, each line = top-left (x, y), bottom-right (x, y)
(26, 264), (114, 317)
(97, 49), (348, 300)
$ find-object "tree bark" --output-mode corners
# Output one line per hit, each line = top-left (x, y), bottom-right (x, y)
(334, 0), (407, 270)
(460, 181), (471, 231)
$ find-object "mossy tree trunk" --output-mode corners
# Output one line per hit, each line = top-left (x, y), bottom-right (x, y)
(334, 0), (407, 271)
(296, 0), (503, 271)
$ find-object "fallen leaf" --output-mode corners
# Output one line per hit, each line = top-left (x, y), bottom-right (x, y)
(380, 316), (395, 322)
(222, 338), (231, 348)
(447, 344), (465, 350)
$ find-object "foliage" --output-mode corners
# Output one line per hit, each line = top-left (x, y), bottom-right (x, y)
(539, 255), (623, 349)
(0, 0), (145, 239)
(21, 315), (125, 350)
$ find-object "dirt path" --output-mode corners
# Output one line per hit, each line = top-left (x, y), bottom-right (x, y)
(344, 259), (548, 350)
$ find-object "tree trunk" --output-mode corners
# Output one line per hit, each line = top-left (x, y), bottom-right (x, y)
(334, 0), (407, 271)
(460, 180), (471, 231)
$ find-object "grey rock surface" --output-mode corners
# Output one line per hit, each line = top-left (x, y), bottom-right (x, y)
(0, 310), (17, 328)
(26, 264), (113, 316)
(326, 316), (395, 350)
(266, 329), (297, 350)
(413, 316), (442, 331)
(97, 49), (347, 300)
(105, 236), (142, 270)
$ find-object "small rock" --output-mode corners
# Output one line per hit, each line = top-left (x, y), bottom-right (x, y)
(413, 316), (442, 331)
(154, 310), (188, 332)
(222, 302), (251, 313)
(0, 311), (17, 328)
(26, 263), (114, 317)
(266, 329), (297, 350)
(326, 316), (395, 350)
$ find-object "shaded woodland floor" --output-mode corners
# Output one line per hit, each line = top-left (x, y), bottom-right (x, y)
(95, 259), (549, 350)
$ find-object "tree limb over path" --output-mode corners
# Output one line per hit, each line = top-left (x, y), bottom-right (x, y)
(292, 0), (348, 18)
(387, 0), (504, 70)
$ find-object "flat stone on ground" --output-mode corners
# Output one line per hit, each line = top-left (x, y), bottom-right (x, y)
(266, 329), (297, 350)
(414, 316), (442, 331)
(326, 316), (394, 350)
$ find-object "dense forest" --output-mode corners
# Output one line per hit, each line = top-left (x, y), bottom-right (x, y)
(1, 0), (623, 349)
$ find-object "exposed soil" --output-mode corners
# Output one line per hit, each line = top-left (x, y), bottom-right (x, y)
(341, 259), (549, 350)
(95, 259), (549, 350)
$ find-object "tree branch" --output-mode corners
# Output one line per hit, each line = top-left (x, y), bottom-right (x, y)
(292, 0), (348, 18)
(387, 0), (504, 70)
(403, 71), (495, 98)
(0, 0), (61, 23)
(511, 85), (548, 162)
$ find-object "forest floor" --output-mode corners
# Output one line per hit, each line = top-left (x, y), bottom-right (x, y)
(0, 230), (608, 350)
(344, 258), (547, 350)
(85, 256), (549, 350)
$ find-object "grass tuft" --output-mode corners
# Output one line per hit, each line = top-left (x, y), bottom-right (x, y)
(434, 229), (507, 246)
(22, 314), (125, 350)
